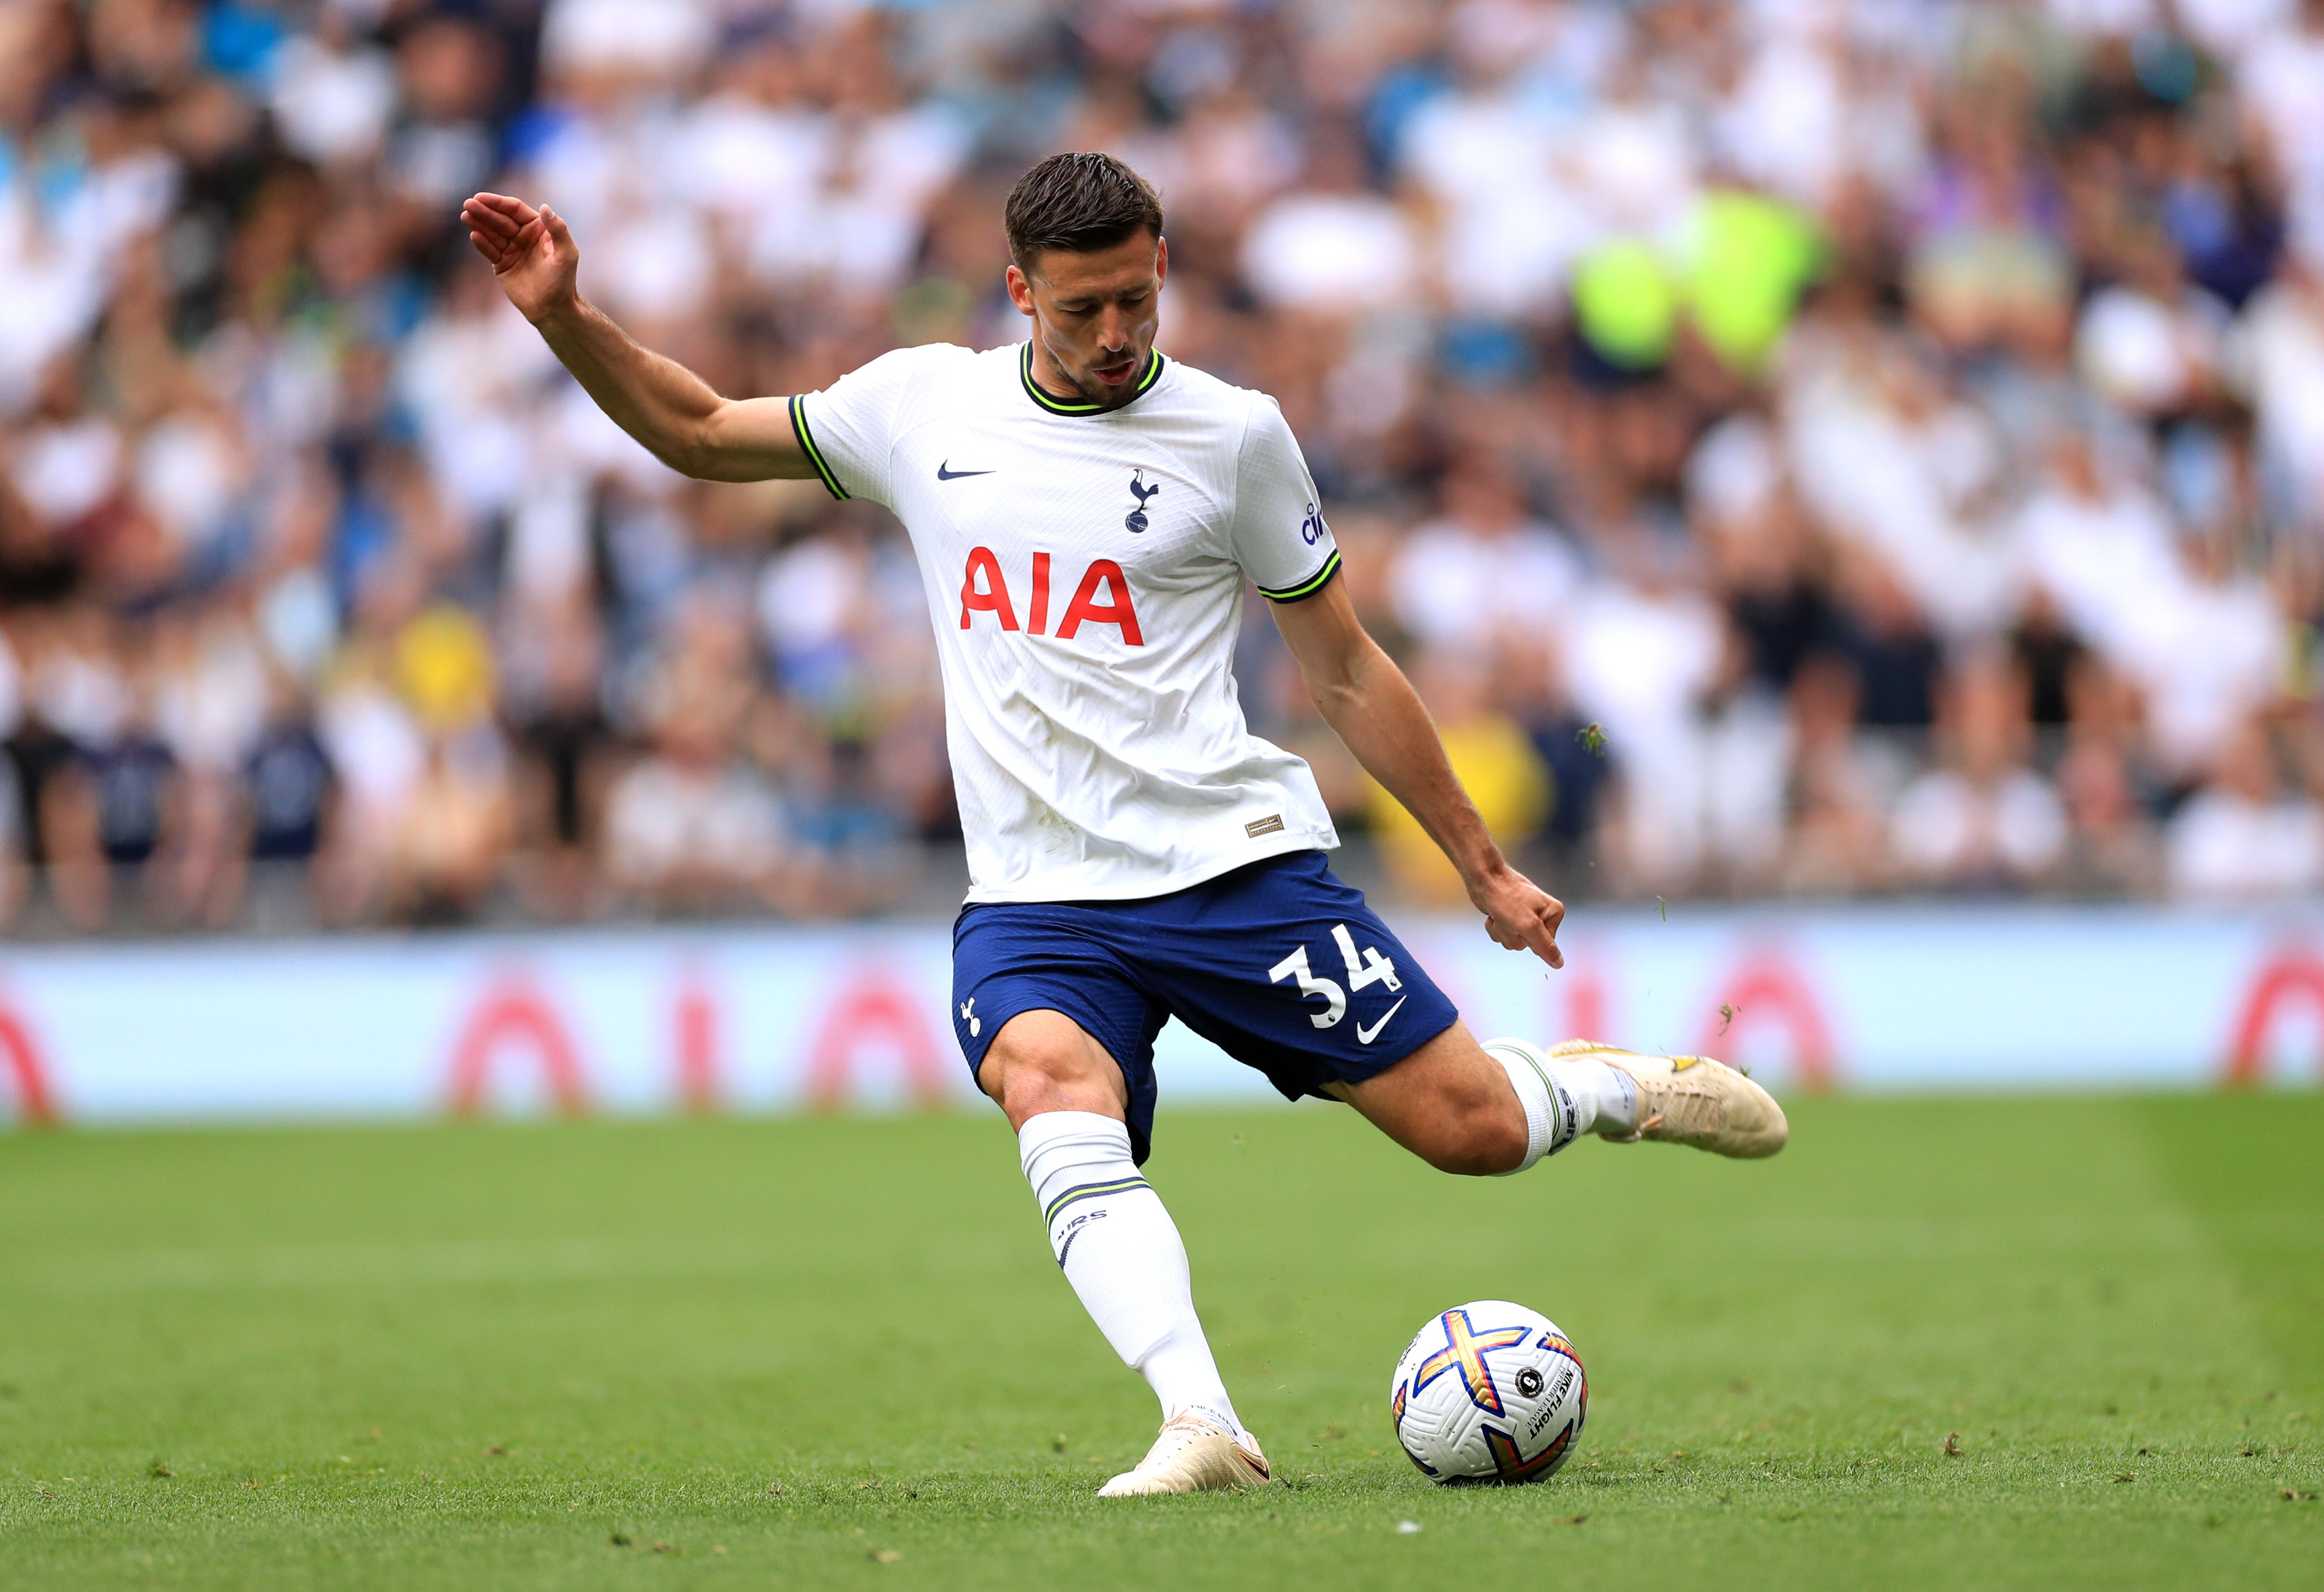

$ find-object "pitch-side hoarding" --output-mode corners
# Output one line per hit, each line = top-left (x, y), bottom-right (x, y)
(3, 903), (2320, 1124)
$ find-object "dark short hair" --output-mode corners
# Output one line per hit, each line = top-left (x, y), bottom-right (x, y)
(1004, 152), (1164, 271)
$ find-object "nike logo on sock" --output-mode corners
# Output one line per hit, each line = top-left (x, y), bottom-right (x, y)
(1355, 996), (1407, 1045)
(937, 460), (994, 480)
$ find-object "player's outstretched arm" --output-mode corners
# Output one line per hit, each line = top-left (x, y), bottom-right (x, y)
(1271, 578), (1566, 970)
(458, 192), (812, 484)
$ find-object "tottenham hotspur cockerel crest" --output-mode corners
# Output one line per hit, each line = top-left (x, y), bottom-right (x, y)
(1124, 468), (1161, 533)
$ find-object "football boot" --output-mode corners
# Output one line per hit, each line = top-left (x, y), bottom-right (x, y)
(1549, 1039), (1789, 1159)
(1096, 1412), (1272, 1497)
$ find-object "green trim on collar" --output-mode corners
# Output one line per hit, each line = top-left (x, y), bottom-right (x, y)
(1257, 549), (1342, 603)
(789, 394), (848, 500)
(1019, 343), (1165, 416)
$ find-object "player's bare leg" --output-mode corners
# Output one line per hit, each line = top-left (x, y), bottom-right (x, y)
(1327, 1021), (1788, 1172)
(980, 1010), (1270, 1495)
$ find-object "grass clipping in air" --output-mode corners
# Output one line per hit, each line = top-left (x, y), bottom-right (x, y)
(1, 1095), (2319, 1589)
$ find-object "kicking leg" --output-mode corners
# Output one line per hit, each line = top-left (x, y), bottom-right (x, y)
(1329, 1022), (1786, 1173)
(979, 1009), (1269, 1494)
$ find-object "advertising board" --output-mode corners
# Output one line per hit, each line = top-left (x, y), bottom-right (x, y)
(4, 904), (2320, 1125)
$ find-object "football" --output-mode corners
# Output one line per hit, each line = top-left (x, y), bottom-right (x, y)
(1390, 1301), (1587, 1484)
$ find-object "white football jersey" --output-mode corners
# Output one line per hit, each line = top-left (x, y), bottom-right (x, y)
(790, 341), (1342, 903)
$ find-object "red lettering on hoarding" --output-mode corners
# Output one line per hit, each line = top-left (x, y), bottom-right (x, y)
(1564, 964), (1608, 1047)
(0, 1004), (58, 1125)
(446, 981), (589, 1116)
(805, 970), (950, 1110)
(675, 977), (719, 1113)
(2223, 948), (2324, 1086)
(1697, 957), (1837, 1089)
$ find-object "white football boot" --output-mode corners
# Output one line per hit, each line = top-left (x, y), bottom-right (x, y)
(1096, 1412), (1272, 1497)
(1549, 1040), (1789, 1159)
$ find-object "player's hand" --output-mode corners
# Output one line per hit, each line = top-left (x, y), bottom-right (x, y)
(460, 191), (578, 325)
(1469, 864), (1565, 971)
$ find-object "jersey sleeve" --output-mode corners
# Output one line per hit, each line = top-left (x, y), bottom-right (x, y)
(786, 346), (930, 508)
(1229, 394), (1339, 602)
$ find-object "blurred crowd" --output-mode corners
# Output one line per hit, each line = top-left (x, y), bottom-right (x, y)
(2, 0), (2322, 936)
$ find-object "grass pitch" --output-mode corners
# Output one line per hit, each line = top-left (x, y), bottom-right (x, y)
(1, 1093), (2318, 1590)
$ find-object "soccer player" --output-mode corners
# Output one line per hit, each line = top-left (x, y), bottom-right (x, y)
(461, 153), (1786, 1497)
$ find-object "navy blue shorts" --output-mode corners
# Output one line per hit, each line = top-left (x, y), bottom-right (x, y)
(951, 850), (1459, 1164)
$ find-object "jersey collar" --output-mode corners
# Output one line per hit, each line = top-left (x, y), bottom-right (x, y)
(1019, 343), (1165, 417)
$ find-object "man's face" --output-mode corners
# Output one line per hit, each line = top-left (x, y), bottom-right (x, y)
(1007, 230), (1168, 409)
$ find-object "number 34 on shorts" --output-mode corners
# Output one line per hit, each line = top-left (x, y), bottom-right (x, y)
(1269, 923), (1404, 1035)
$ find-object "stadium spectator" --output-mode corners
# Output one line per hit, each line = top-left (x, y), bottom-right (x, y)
(1890, 650), (2068, 891)
(503, 591), (609, 921)
(601, 684), (793, 918)
(1388, 449), (1582, 659)
(1366, 648), (1549, 905)
(1240, 123), (1418, 315)
(390, 726), (511, 925)
(242, 667), (338, 927)
(1777, 653), (1894, 898)
(2053, 654), (2163, 896)
(43, 629), (181, 930)
(602, 592), (801, 916)
(0, 0), (2317, 935)
(2165, 716), (2324, 898)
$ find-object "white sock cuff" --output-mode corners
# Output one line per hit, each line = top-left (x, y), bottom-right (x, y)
(1482, 1038), (1575, 1173)
(1017, 1110), (1134, 1191)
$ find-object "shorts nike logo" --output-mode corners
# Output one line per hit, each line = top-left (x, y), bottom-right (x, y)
(1356, 996), (1407, 1046)
(937, 461), (994, 480)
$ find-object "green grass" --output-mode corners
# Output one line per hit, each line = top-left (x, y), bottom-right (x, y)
(0, 1094), (2318, 1590)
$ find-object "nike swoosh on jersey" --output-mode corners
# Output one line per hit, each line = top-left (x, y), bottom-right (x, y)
(1355, 996), (1408, 1046)
(937, 461), (995, 480)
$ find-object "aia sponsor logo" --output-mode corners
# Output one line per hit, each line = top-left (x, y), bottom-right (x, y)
(959, 547), (1143, 645)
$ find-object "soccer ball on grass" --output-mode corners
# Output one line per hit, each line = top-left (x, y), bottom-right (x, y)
(1390, 1300), (1587, 1483)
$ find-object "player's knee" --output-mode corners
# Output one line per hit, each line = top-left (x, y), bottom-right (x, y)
(1468, 1109), (1532, 1176)
(983, 1040), (1081, 1112)
(1423, 1099), (1529, 1177)
(979, 1011), (1125, 1123)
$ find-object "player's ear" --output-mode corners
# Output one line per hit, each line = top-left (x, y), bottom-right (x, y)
(1154, 234), (1168, 288)
(1005, 263), (1036, 317)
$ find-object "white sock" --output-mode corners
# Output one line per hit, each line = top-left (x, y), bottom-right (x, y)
(1018, 1111), (1240, 1435)
(1565, 1052), (1640, 1136)
(1482, 1038), (1640, 1171)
